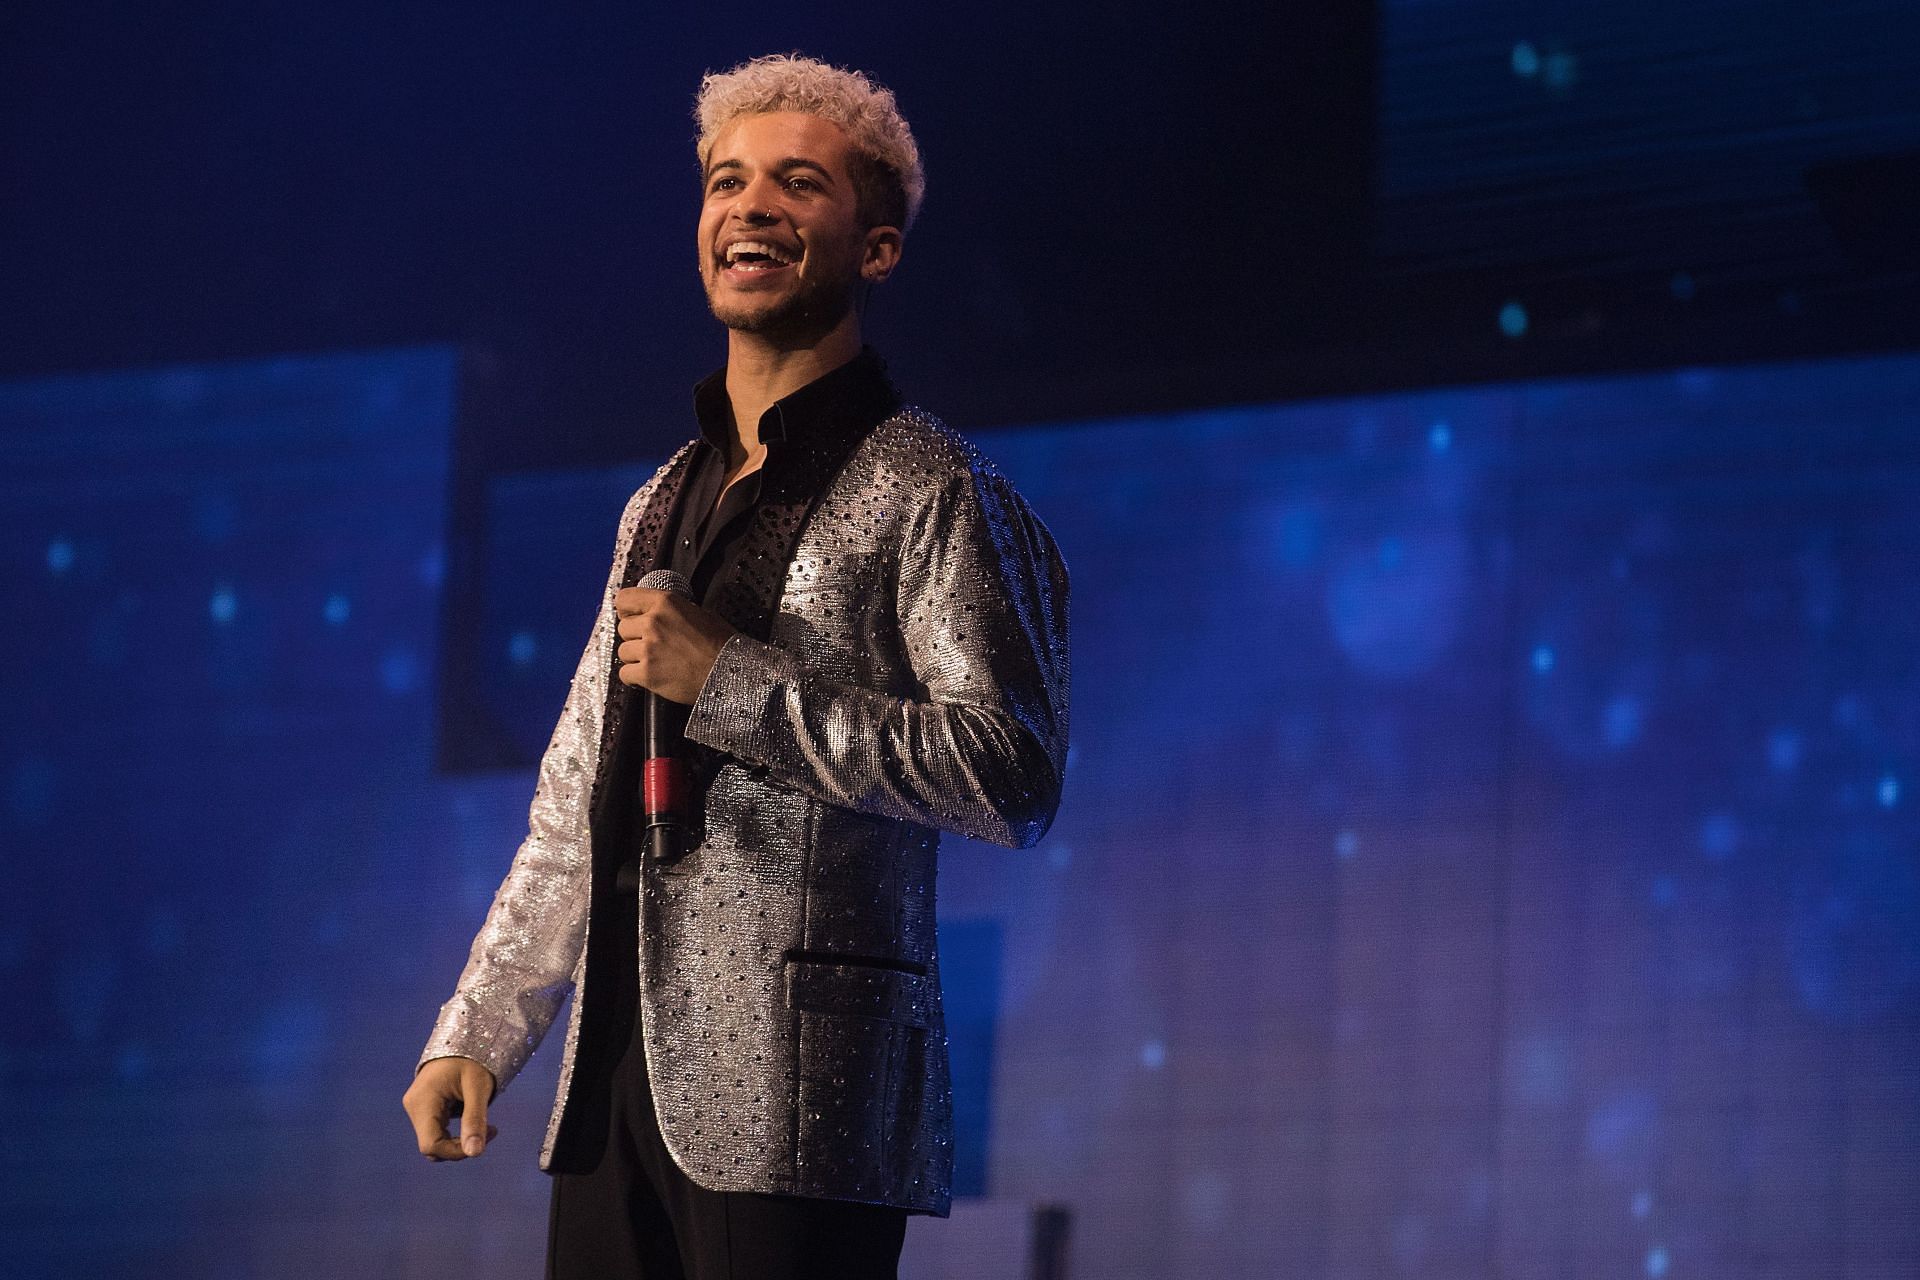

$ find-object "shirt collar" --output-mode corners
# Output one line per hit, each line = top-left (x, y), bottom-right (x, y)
(691, 344), (902, 454)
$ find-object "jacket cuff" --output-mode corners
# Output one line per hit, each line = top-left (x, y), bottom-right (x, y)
(417, 1003), (517, 1097)
(685, 631), (794, 765)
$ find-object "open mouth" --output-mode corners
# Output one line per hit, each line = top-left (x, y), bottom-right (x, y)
(721, 239), (799, 277)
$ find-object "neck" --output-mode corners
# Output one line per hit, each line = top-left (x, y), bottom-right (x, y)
(720, 309), (863, 464)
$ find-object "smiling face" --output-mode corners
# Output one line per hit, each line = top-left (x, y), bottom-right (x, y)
(697, 110), (902, 341)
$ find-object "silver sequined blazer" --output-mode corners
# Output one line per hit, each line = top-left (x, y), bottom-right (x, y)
(417, 404), (1070, 1216)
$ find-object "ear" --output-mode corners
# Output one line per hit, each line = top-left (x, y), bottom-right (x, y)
(860, 225), (904, 284)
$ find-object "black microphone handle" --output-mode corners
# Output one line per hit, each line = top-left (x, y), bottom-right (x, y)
(635, 569), (695, 862)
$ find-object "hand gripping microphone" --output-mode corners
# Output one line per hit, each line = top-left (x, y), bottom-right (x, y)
(635, 569), (694, 864)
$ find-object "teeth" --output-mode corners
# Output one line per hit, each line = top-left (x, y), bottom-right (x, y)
(724, 240), (796, 265)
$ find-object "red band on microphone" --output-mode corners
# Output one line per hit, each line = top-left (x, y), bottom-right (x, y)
(644, 758), (690, 816)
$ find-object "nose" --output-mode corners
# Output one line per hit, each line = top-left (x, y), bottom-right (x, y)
(735, 173), (782, 224)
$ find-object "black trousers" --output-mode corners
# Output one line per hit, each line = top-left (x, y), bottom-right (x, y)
(545, 876), (909, 1280)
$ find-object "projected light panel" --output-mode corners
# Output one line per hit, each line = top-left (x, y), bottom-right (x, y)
(2, 349), (1916, 1278)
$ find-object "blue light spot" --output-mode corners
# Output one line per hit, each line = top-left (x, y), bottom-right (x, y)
(1336, 830), (1359, 860)
(1327, 526), (1470, 679)
(1767, 728), (1803, 773)
(417, 543), (446, 588)
(1140, 1040), (1167, 1069)
(323, 594), (351, 626)
(1632, 1189), (1653, 1219)
(1543, 51), (1579, 89)
(1652, 874), (1679, 908)
(508, 630), (538, 666)
(1879, 775), (1899, 808)
(1646, 1244), (1670, 1277)
(209, 585), (237, 624)
(1586, 1089), (1659, 1161)
(46, 539), (75, 575)
(1670, 272), (1696, 302)
(1603, 695), (1644, 748)
(1531, 645), (1556, 674)
(1511, 41), (1541, 77)
(380, 647), (421, 695)
(1428, 420), (1453, 453)
(1700, 812), (1740, 861)
(1499, 301), (1530, 338)
(1046, 842), (1073, 871)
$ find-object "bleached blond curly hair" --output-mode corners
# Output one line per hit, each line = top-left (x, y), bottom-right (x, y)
(694, 52), (925, 234)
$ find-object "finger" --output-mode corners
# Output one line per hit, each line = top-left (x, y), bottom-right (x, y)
(614, 586), (664, 616)
(459, 1064), (492, 1157)
(406, 1092), (465, 1161)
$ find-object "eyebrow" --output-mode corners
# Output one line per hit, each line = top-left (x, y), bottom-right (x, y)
(705, 156), (837, 185)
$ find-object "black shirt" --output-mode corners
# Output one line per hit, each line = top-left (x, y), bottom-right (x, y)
(668, 343), (904, 605)
(602, 344), (904, 882)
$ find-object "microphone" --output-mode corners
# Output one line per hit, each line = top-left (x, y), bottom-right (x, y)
(635, 569), (694, 867)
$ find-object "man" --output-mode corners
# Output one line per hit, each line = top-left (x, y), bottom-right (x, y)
(400, 52), (1071, 1279)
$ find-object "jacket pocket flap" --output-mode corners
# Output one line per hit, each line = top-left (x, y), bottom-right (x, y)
(784, 957), (932, 1028)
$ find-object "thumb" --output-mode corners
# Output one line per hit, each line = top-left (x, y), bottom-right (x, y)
(459, 1062), (494, 1156)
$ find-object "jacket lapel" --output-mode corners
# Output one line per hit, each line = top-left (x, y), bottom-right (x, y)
(589, 445), (698, 819)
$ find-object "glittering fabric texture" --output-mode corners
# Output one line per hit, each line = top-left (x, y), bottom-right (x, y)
(419, 407), (1070, 1216)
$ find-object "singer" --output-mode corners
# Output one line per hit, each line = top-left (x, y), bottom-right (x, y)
(401, 52), (1072, 1280)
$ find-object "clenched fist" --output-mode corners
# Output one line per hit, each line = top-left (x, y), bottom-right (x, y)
(614, 586), (738, 705)
(404, 1055), (499, 1161)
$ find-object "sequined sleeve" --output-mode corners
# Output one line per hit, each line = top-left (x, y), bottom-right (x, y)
(413, 480), (655, 1093)
(412, 629), (599, 1094)
(685, 461), (1070, 848)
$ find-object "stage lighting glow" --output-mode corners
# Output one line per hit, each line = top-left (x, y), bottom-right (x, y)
(1767, 728), (1803, 772)
(1700, 813), (1740, 861)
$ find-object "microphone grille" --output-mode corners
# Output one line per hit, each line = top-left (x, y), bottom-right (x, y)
(637, 569), (693, 597)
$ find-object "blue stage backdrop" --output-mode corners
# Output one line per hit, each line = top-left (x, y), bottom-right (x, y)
(3, 348), (1918, 1278)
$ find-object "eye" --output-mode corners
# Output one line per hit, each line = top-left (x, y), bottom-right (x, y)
(709, 176), (739, 192)
(785, 176), (818, 191)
